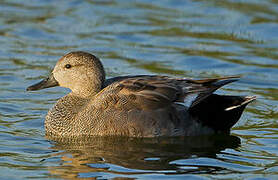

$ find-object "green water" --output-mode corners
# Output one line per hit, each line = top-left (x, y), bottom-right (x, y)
(0, 0), (277, 179)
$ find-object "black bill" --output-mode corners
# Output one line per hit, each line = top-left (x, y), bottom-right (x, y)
(27, 73), (59, 91)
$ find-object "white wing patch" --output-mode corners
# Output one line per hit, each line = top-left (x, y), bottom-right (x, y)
(175, 93), (199, 108)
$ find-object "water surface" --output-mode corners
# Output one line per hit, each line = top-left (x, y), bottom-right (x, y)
(0, 0), (277, 179)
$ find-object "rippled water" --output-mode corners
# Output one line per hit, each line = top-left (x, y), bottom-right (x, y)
(0, 0), (277, 179)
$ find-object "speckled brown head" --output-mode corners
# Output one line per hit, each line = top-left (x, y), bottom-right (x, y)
(27, 51), (106, 97)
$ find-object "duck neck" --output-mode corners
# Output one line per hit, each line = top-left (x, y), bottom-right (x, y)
(71, 60), (106, 98)
(71, 82), (103, 98)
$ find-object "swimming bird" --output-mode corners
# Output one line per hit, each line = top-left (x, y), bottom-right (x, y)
(27, 51), (255, 138)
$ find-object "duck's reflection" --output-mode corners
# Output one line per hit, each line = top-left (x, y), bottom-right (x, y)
(46, 135), (240, 179)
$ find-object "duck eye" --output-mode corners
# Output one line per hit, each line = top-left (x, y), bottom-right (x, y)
(65, 64), (72, 69)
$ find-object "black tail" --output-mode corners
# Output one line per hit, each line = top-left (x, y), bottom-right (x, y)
(189, 94), (256, 132)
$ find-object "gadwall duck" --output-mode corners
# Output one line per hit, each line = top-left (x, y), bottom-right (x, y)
(27, 51), (255, 138)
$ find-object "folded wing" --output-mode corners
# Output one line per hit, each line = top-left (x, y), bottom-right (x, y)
(94, 75), (240, 110)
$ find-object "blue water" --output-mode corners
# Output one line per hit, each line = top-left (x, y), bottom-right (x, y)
(0, 0), (277, 179)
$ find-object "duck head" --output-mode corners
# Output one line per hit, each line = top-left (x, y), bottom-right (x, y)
(27, 51), (106, 97)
